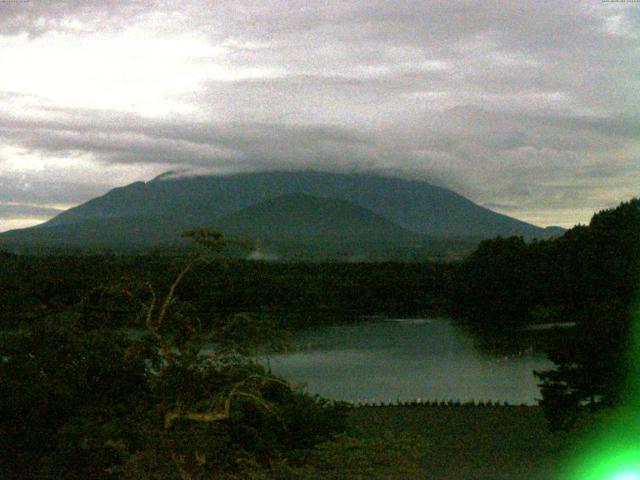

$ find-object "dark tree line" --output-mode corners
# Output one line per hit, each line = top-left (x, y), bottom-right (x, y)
(450, 198), (640, 429)
(0, 255), (452, 329)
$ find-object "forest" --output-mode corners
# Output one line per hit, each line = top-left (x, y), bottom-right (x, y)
(452, 198), (640, 429)
(0, 253), (452, 329)
(0, 198), (638, 478)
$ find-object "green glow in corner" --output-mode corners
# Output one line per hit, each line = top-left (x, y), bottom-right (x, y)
(567, 309), (640, 480)
(611, 471), (640, 480)
(569, 439), (640, 480)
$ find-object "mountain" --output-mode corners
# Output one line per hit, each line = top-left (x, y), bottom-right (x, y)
(215, 193), (417, 243)
(41, 170), (557, 237)
(0, 193), (430, 259)
(0, 215), (191, 251)
(212, 193), (431, 260)
(0, 170), (563, 257)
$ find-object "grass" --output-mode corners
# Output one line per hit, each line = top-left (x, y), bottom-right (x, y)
(346, 405), (566, 480)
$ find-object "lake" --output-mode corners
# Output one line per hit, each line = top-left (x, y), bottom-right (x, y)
(264, 318), (552, 405)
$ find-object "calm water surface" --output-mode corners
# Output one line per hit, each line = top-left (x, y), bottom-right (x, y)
(264, 318), (551, 405)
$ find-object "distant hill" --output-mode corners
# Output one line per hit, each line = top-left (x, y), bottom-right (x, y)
(215, 193), (416, 242)
(0, 171), (563, 258)
(212, 193), (432, 260)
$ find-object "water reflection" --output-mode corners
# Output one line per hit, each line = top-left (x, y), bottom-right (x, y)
(265, 318), (551, 405)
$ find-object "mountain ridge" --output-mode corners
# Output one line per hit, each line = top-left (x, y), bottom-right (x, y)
(214, 192), (420, 243)
(0, 170), (564, 257)
(40, 170), (559, 235)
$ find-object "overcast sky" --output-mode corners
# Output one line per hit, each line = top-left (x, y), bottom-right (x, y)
(0, 0), (638, 232)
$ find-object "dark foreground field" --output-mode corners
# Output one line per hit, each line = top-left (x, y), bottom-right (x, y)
(347, 405), (566, 480)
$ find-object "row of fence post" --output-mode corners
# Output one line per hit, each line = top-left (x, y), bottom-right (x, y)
(339, 398), (534, 408)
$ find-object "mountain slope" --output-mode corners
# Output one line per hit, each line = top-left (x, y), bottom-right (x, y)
(215, 193), (418, 243)
(39, 170), (557, 239)
(0, 215), (196, 250)
(0, 194), (423, 256)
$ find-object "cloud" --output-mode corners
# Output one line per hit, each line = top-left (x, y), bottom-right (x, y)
(0, 203), (63, 218)
(0, 0), (638, 230)
(0, 1), (154, 36)
(0, 200), (64, 234)
(0, 175), (109, 205)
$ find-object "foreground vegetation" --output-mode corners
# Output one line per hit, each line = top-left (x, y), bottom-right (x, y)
(0, 233), (348, 479)
(2, 317), (346, 479)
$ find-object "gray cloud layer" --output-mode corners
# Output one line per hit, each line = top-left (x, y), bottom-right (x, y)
(0, 203), (62, 218)
(0, 0), (638, 230)
(0, 1), (153, 36)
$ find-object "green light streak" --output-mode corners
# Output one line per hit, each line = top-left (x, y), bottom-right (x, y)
(611, 472), (640, 480)
(567, 308), (640, 480)
(556, 201), (640, 480)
